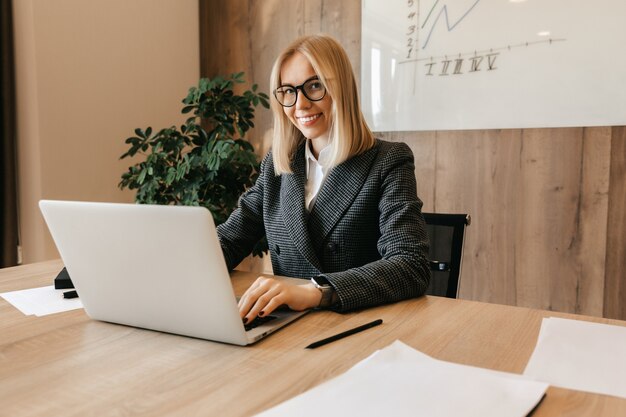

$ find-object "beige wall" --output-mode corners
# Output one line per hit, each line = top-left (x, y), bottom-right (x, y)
(13, 0), (200, 263)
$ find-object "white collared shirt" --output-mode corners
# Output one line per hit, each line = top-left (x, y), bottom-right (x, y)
(304, 140), (331, 212)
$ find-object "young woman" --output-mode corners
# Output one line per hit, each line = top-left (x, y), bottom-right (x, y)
(217, 34), (430, 324)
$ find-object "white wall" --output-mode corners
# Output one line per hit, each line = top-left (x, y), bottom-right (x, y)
(13, 0), (200, 263)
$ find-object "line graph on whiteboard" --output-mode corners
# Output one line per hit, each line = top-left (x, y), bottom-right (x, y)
(360, 0), (626, 131)
(420, 0), (480, 50)
(402, 0), (565, 88)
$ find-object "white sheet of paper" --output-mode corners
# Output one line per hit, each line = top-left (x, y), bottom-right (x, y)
(0, 285), (83, 316)
(256, 341), (548, 417)
(524, 317), (626, 399)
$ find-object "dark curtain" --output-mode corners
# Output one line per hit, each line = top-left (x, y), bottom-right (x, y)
(1, 0), (19, 267)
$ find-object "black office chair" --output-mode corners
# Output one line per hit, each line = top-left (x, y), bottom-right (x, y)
(422, 212), (471, 299)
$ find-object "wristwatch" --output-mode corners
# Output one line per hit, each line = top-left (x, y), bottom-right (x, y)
(311, 275), (336, 308)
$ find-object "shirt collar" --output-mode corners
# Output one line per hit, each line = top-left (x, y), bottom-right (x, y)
(305, 139), (331, 178)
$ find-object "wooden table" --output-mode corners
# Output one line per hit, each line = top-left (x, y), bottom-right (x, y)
(1, 260), (625, 416)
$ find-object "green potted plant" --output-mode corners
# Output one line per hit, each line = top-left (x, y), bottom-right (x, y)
(119, 72), (269, 255)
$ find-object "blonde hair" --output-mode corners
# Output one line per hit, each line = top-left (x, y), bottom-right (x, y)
(270, 34), (375, 174)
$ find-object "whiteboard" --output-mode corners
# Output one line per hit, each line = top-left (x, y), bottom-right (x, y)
(361, 0), (626, 131)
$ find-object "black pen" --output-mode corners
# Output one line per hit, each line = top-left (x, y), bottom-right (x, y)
(305, 319), (383, 349)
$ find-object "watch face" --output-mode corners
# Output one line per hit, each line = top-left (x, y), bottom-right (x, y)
(313, 275), (331, 287)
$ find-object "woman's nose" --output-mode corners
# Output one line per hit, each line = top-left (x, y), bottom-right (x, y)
(295, 91), (312, 109)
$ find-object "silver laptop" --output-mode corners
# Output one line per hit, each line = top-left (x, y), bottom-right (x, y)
(39, 200), (308, 345)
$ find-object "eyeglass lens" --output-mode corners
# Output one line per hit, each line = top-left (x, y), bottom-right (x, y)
(274, 78), (326, 107)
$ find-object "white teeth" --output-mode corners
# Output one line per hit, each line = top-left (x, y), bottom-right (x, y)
(298, 114), (321, 123)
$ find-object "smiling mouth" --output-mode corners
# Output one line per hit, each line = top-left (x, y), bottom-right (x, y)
(297, 113), (321, 124)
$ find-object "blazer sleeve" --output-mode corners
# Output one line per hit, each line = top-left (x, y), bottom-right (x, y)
(216, 152), (270, 270)
(325, 143), (431, 312)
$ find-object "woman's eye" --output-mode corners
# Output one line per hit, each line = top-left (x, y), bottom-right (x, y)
(282, 87), (296, 95)
(309, 82), (322, 90)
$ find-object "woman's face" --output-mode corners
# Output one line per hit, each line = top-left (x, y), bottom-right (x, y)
(279, 52), (332, 145)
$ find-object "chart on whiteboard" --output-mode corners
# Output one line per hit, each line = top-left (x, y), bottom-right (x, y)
(361, 0), (626, 131)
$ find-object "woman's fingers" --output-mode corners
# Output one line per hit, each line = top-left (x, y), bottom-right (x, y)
(239, 276), (279, 321)
(258, 295), (287, 318)
(239, 278), (324, 324)
(243, 285), (282, 323)
(238, 276), (269, 314)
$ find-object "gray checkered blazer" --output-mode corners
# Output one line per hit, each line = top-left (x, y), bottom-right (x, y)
(217, 139), (430, 312)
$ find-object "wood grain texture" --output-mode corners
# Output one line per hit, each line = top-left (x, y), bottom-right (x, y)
(199, 0), (624, 319)
(579, 127), (612, 316)
(200, 0), (251, 79)
(517, 128), (588, 313)
(1, 261), (626, 416)
(432, 129), (520, 305)
(604, 126), (626, 319)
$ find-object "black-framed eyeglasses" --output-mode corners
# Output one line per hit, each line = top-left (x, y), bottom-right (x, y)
(273, 77), (326, 107)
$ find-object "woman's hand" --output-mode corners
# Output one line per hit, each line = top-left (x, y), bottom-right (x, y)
(238, 276), (322, 323)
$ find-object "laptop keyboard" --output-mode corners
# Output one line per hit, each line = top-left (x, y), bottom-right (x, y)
(244, 315), (277, 331)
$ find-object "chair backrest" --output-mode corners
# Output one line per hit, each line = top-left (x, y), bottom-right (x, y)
(422, 212), (471, 299)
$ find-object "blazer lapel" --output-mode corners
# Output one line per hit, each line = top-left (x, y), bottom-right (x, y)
(308, 145), (379, 246)
(280, 144), (323, 271)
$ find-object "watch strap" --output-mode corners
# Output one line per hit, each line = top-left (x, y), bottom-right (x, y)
(312, 275), (336, 308)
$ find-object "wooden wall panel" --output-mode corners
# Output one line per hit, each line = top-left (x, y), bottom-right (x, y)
(579, 127), (612, 316)
(200, 0), (625, 319)
(381, 128), (612, 315)
(200, 0), (251, 79)
(604, 127), (626, 319)
(433, 129), (523, 306)
(516, 128), (588, 313)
